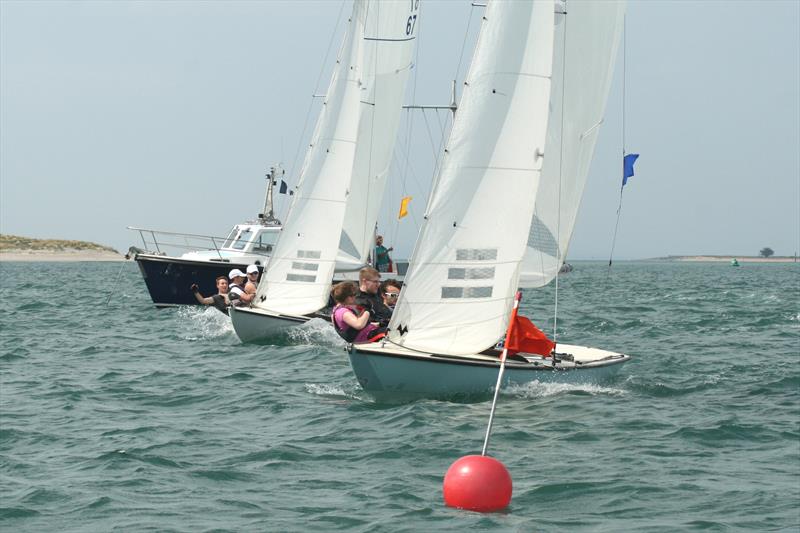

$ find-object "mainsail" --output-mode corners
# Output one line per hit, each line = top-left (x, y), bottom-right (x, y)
(520, 0), (625, 287)
(388, 0), (555, 355)
(253, 0), (417, 315)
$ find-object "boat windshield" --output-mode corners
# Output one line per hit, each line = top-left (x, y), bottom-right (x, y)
(230, 229), (253, 250)
(222, 228), (239, 248)
(252, 230), (278, 253)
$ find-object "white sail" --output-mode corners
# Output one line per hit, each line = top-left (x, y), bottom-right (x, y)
(253, 1), (367, 315)
(338, 0), (419, 264)
(253, 0), (418, 315)
(388, 0), (555, 355)
(520, 0), (625, 287)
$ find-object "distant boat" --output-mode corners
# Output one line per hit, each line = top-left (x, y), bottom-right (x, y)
(127, 168), (283, 308)
(559, 262), (574, 274)
(731, 258), (740, 267)
(347, 0), (630, 399)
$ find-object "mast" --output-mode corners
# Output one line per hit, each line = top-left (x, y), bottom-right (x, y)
(259, 165), (283, 226)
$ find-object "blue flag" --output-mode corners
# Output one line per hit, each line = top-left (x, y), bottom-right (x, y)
(622, 153), (640, 187)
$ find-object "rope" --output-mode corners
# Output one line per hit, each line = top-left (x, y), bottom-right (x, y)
(105, 260), (129, 306)
(552, 3), (571, 349)
(285, 0), (348, 220)
(606, 13), (627, 282)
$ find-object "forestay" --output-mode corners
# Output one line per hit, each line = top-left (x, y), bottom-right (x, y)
(520, 0), (625, 287)
(338, 0), (419, 265)
(388, 0), (555, 355)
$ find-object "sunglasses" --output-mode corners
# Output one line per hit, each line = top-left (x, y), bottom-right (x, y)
(384, 292), (399, 298)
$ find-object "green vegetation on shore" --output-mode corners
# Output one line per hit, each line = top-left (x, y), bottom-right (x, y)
(0, 234), (118, 254)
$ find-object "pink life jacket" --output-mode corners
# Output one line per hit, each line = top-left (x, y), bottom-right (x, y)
(332, 304), (378, 343)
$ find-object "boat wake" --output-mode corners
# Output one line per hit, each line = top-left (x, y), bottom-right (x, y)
(177, 307), (234, 340)
(304, 382), (367, 402)
(287, 318), (342, 347)
(506, 380), (627, 398)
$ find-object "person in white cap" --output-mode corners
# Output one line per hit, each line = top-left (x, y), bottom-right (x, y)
(245, 264), (260, 297)
(228, 268), (253, 307)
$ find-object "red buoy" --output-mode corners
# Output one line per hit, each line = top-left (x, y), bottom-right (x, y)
(443, 455), (512, 512)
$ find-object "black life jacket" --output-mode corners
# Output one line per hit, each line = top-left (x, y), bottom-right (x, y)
(211, 294), (229, 315)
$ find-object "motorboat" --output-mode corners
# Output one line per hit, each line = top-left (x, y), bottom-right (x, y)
(128, 167), (283, 307)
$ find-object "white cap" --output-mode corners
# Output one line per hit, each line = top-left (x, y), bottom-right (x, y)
(229, 268), (246, 279)
(246, 264), (259, 274)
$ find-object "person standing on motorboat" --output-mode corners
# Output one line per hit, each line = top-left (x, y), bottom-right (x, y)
(331, 281), (386, 343)
(228, 269), (254, 307)
(355, 267), (392, 326)
(374, 235), (393, 273)
(245, 264), (260, 297)
(191, 276), (230, 315)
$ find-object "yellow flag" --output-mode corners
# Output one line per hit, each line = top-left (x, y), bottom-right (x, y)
(398, 196), (412, 219)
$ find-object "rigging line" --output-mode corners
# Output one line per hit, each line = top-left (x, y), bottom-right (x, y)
(453, 3), (477, 84)
(287, 0), (348, 192)
(362, 0), (379, 257)
(420, 109), (440, 163)
(552, 3), (570, 350)
(105, 259), (129, 306)
(394, 6), (423, 255)
(390, 132), (424, 227)
(606, 12), (627, 282)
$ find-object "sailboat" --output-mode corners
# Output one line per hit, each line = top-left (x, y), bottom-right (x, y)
(347, 0), (630, 398)
(229, 0), (418, 343)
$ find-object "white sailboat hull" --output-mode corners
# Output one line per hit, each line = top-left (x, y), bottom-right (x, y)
(348, 342), (630, 400)
(229, 305), (320, 344)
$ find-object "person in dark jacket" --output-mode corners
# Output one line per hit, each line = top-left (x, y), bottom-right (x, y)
(191, 276), (230, 315)
(355, 267), (392, 326)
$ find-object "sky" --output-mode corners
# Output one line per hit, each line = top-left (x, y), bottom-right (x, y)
(1, 0), (798, 260)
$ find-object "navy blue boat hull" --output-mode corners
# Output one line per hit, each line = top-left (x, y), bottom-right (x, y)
(134, 254), (262, 307)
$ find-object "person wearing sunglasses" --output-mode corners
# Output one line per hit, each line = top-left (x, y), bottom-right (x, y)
(381, 279), (401, 310)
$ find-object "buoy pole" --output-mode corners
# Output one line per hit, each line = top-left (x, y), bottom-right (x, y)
(481, 291), (522, 456)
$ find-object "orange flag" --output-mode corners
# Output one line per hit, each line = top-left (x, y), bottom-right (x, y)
(506, 315), (554, 357)
(398, 196), (412, 219)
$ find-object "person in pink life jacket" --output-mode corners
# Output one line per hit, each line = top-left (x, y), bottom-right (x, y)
(331, 281), (387, 343)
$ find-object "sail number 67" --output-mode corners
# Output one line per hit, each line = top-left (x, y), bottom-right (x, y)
(406, 14), (417, 36)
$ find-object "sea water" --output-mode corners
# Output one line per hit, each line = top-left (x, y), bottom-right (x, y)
(1, 261), (798, 532)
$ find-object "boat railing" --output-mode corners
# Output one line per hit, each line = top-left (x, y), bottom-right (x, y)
(126, 226), (230, 259)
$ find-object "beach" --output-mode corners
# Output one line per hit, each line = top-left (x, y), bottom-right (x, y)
(0, 249), (125, 262)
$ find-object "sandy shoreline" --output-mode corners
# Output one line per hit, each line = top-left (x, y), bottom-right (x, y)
(0, 250), (126, 262)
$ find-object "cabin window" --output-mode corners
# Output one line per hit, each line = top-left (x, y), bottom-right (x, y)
(222, 228), (239, 248)
(231, 229), (252, 250)
(253, 231), (278, 253)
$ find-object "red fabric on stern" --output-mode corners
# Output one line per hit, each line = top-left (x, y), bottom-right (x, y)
(505, 316), (555, 356)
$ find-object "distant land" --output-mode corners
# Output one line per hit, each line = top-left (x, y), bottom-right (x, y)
(0, 234), (124, 262)
(647, 255), (797, 263)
